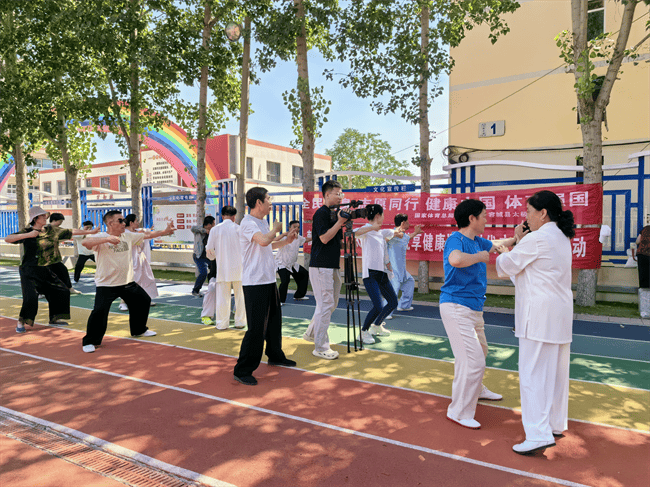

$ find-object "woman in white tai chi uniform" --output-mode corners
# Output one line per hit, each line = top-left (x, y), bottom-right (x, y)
(495, 190), (574, 455)
(120, 214), (159, 310)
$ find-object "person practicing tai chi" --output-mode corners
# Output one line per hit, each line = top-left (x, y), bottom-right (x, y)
(6, 207), (77, 333)
(190, 216), (216, 296)
(304, 180), (347, 360)
(233, 187), (297, 385)
(495, 190), (575, 455)
(440, 199), (514, 429)
(47, 212), (98, 295)
(80, 210), (175, 353)
(119, 214), (160, 310)
(385, 213), (422, 319)
(275, 220), (311, 304)
(201, 205), (246, 330)
(354, 204), (399, 344)
(73, 220), (97, 283)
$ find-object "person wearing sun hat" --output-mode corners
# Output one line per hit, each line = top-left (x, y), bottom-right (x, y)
(5, 206), (72, 333)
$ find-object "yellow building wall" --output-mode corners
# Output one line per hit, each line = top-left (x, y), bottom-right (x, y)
(449, 0), (649, 154)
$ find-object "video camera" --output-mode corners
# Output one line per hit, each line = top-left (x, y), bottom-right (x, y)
(330, 200), (367, 221)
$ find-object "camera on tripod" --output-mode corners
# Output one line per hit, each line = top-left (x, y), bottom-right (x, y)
(331, 200), (367, 221)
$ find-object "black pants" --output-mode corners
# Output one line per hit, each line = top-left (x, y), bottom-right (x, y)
(207, 260), (216, 282)
(639, 253), (650, 288)
(83, 282), (151, 346)
(234, 283), (287, 378)
(74, 254), (95, 282)
(49, 261), (72, 289)
(277, 265), (309, 302)
(18, 266), (71, 325)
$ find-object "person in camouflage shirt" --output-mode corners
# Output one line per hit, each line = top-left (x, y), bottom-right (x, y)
(6, 207), (71, 333)
(46, 213), (98, 294)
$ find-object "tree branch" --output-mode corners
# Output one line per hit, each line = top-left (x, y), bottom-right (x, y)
(106, 74), (131, 145)
(596, 0), (638, 111)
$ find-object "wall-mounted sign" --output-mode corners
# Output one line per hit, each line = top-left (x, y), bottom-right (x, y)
(478, 120), (505, 138)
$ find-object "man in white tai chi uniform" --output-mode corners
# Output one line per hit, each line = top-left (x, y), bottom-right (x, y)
(201, 205), (246, 330)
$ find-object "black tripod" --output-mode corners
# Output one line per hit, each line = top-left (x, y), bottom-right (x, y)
(342, 219), (363, 352)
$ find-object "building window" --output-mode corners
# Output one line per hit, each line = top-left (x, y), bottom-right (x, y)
(587, 0), (605, 41)
(267, 161), (281, 183)
(100, 177), (110, 189)
(246, 157), (253, 179)
(57, 180), (68, 196)
(7, 184), (16, 195)
(292, 166), (303, 185)
(314, 169), (324, 175)
(43, 182), (52, 194)
(86, 178), (93, 188)
(119, 175), (127, 192)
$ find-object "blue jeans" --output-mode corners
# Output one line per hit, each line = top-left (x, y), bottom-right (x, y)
(362, 270), (398, 331)
(193, 255), (211, 293)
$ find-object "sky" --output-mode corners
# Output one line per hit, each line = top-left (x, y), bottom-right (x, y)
(92, 48), (451, 179)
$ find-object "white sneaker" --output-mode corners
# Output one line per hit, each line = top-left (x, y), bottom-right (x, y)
(512, 440), (555, 455)
(384, 314), (393, 320)
(69, 287), (82, 295)
(447, 415), (480, 429)
(119, 303), (128, 311)
(233, 323), (246, 329)
(396, 307), (414, 312)
(360, 330), (375, 344)
(82, 344), (95, 353)
(312, 349), (339, 360)
(478, 384), (503, 401)
(369, 323), (391, 336)
(135, 330), (156, 337)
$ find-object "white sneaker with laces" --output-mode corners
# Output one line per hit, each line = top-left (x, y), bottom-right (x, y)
(369, 323), (391, 336)
(478, 384), (503, 401)
(135, 330), (157, 337)
(82, 344), (95, 353)
(360, 330), (375, 344)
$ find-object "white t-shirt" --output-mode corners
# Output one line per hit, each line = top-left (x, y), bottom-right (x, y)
(93, 231), (144, 287)
(206, 219), (242, 282)
(275, 235), (306, 272)
(73, 235), (95, 256)
(355, 224), (394, 279)
(240, 214), (276, 286)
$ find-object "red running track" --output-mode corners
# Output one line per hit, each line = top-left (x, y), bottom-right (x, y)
(1, 320), (648, 487)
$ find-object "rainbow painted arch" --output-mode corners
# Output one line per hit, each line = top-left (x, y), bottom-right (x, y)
(0, 118), (230, 191)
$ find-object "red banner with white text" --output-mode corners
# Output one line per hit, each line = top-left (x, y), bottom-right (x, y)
(303, 183), (602, 226)
(302, 184), (603, 269)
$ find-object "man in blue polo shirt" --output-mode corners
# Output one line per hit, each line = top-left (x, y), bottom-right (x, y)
(440, 199), (513, 430)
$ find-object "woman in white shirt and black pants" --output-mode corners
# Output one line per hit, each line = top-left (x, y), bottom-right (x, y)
(495, 190), (575, 455)
(355, 204), (400, 345)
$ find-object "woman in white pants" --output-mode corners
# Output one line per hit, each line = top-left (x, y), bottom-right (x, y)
(495, 190), (575, 455)
(119, 215), (159, 310)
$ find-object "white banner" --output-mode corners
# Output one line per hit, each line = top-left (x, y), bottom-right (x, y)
(152, 204), (218, 244)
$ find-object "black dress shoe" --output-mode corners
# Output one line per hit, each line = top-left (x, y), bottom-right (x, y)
(267, 358), (297, 367)
(234, 375), (257, 385)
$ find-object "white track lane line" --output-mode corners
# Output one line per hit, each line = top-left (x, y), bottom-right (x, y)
(0, 406), (235, 487)
(1, 347), (597, 487)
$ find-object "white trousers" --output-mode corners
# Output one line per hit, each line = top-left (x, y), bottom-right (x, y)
(201, 278), (246, 328)
(306, 268), (341, 352)
(518, 337), (570, 442)
(440, 302), (487, 420)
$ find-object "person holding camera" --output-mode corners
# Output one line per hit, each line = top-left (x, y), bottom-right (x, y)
(233, 187), (298, 385)
(495, 190), (575, 455)
(304, 180), (347, 360)
(354, 204), (399, 344)
(440, 199), (511, 431)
